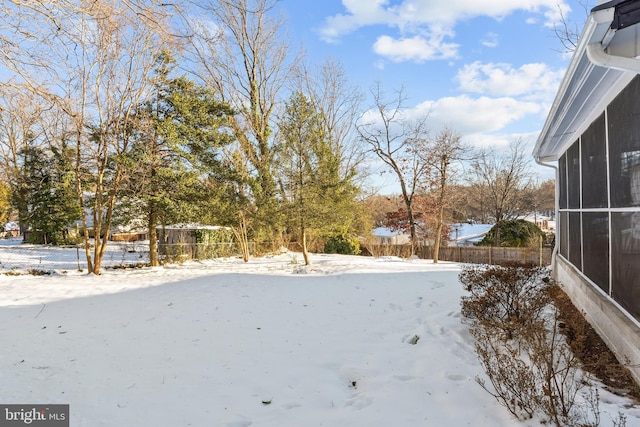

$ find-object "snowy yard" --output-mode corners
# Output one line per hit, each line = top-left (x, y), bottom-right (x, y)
(0, 252), (638, 426)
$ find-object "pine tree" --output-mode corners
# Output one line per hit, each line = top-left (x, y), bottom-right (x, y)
(14, 145), (82, 244)
(124, 52), (235, 266)
(0, 182), (13, 228)
(279, 92), (359, 265)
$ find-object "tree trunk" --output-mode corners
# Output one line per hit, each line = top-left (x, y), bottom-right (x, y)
(433, 206), (444, 264)
(148, 202), (159, 266)
(232, 211), (250, 262)
(403, 194), (416, 257)
(301, 227), (310, 265)
(433, 180), (447, 264)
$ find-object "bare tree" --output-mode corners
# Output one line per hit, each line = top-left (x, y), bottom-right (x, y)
(417, 127), (471, 263)
(296, 58), (366, 189)
(468, 139), (535, 247)
(184, 0), (299, 239)
(553, 1), (592, 53)
(0, 0), (175, 273)
(356, 84), (430, 254)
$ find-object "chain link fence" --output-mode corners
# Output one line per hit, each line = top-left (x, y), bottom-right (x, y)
(0, 241), (149, 273)
(0, 240), (285, 273)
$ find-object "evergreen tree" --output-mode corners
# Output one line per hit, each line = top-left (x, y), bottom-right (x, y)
(125, 52), (235, 265)
(14, 145), (82, 244)
(478, 219), (545, 248)
(279, 92), (359, 265)
(0, 182), (13, 228)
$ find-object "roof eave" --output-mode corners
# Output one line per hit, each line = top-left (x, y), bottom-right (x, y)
(534, 0), (640, 162)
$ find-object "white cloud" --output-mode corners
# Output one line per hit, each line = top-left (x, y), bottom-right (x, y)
(462, 131), (538, 150)
(359, 93), (547, 161)
(320, 0), (571, 43)
(455, 61), (564, 101)
(408, 95), (542, 135)
(373, 34), (459, 62)
(481, 32), (499, 48)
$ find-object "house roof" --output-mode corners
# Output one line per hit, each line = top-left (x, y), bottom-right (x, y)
(534, 0), (640, 162)
(449, 223), (493, 244)
(161, 223), (230, 231)
(372, 227), (406, 237)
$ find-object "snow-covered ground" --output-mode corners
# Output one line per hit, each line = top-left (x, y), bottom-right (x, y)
(0, 252), (638, 426)
(0, 237), (148, 271)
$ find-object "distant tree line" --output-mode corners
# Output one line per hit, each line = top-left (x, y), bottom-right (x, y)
(0, 0), (554, 271)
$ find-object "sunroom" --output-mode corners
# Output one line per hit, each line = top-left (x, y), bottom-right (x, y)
(534, 0), (640, 383)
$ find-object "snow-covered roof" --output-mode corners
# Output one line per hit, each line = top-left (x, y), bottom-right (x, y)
(521, 214), (553, 222)
(4, 221), (19, 231)
(449, 223), (493, 244)
(160, 223), (230, 231)
(371, 227), (407, 237)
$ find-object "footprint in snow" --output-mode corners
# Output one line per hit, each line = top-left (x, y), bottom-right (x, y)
(445, 372), (469, 382)
(283, 402), (302, 410)
(345, 394), (373, 410)
(388, 303), (402, 311)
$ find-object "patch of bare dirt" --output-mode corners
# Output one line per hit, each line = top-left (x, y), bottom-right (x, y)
(551, 287), (640, 401)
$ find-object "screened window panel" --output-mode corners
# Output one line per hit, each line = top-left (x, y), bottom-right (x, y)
(567, 140), (581, 209)
(559, 211), (569, 259)
(569, 212), (582, 270)
(582, 212), (610, 293)
(611, 212), (640, 321)
(581, 113), (608, 208)
(559, 154), (568, 209)
(608, 75), (640, 208)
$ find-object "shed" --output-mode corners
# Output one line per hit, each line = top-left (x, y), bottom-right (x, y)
(156, 224), (234, 261)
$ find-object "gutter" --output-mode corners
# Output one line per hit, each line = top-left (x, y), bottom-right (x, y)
(587, 40), (640, 72)
(587, 0), (640, 73)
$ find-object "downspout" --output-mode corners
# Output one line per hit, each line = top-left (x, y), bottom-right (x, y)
(586, 1), (640, 74)
(586, 41), (640, 73)
(535, 157), (559, 275)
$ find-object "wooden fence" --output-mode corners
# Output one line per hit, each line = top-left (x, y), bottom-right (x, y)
(361, 244), (552, 266)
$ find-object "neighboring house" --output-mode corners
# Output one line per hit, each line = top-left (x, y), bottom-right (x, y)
(371, 227), (411, 245)
(534, 0), (640, 383)
(72, 193), (147, 241)
(448, 223), (493, 247)
(521, 213), (556, 233)
(2, 221), (20, 238)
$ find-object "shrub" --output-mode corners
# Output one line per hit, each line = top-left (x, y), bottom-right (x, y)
(478, 219), (545, 247)
(460, 264), (606, 426)
(460, 264), (554, 340)
(324, 235), (361, 255)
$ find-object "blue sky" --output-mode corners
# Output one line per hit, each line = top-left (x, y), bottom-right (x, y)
(278, 0), (592, 191)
